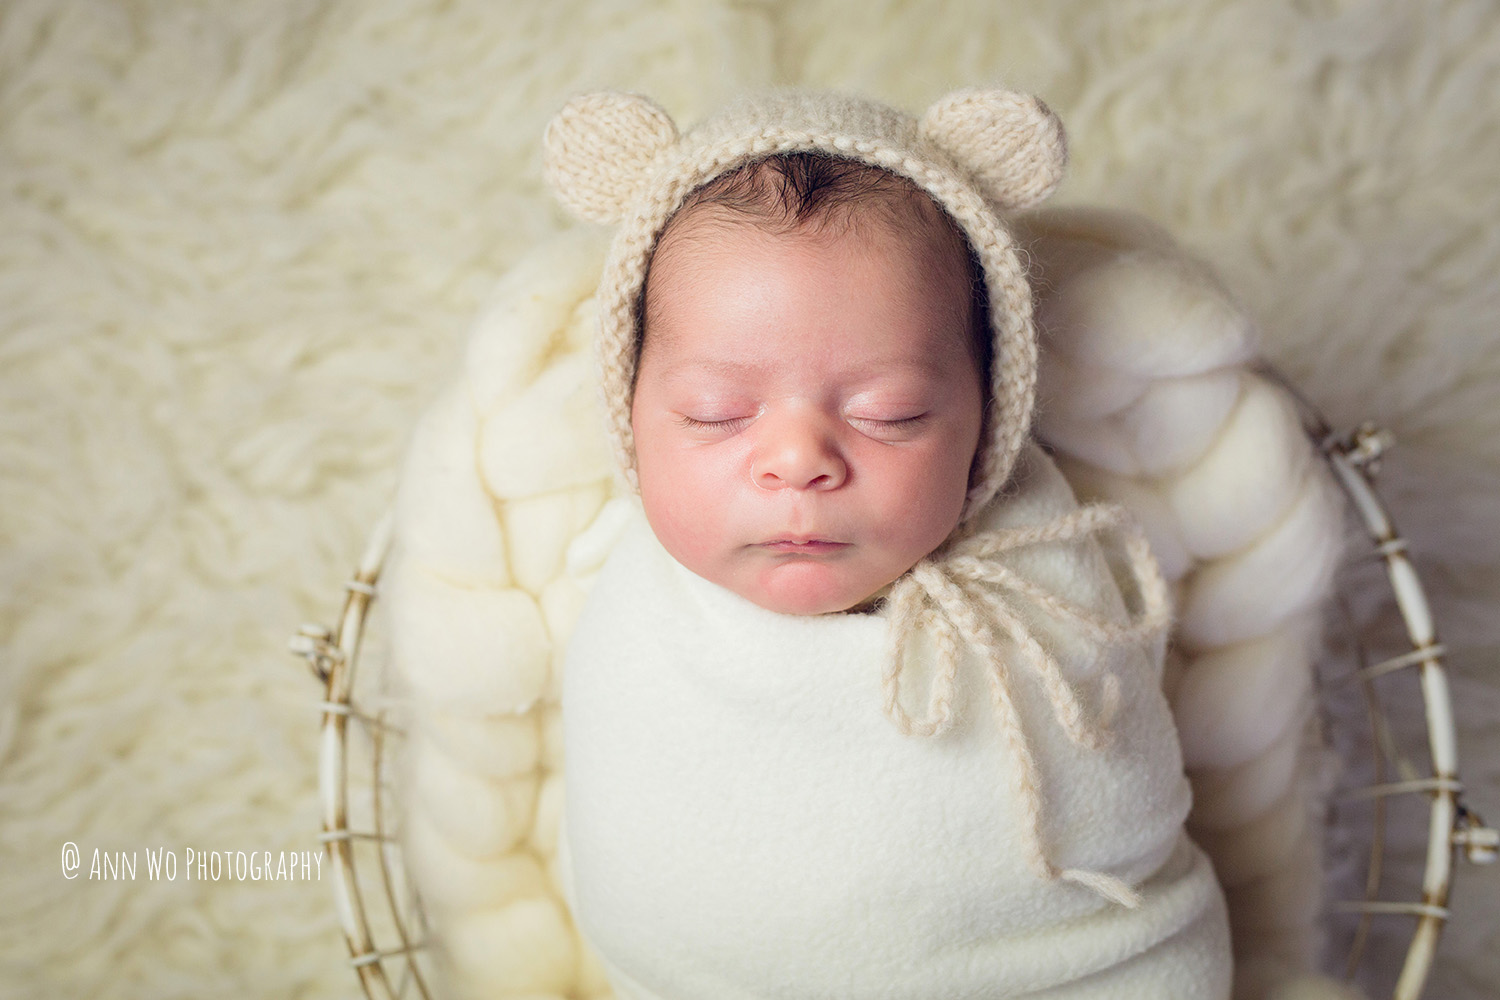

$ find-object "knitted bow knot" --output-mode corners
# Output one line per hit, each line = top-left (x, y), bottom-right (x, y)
(880, 503), (1172, 910)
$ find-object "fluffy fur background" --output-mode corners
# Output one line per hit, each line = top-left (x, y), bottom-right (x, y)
(0, 1), (1495, 997)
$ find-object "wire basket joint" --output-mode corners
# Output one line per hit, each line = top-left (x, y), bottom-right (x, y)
(289, 624), (344, 684)
(1454, 804), (1498, 864)
(1337, 422), (1396, 475)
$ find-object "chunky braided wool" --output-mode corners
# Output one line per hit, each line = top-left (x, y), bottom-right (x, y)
(882, 502), (1173, 909)
(544, 87), (1065, 521)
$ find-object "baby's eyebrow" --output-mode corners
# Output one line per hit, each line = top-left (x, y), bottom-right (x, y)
(653, 357), (762, 383)
(653, 355), (953, 384)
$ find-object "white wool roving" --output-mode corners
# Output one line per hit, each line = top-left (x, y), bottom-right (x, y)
(380, 223), (619, 999)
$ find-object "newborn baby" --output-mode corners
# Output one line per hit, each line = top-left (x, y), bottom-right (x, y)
(545, 89), (1233, 999)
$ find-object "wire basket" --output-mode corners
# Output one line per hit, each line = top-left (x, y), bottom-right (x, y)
(291, 389), (1495, 1000)
(1262, 370), (1498, 998)
(290, 512), (439, 999)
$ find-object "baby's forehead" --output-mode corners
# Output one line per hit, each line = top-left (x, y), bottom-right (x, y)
(638, 225), (981, 391)
(647, 195), (972, 307)
(638, 155), (988, 374)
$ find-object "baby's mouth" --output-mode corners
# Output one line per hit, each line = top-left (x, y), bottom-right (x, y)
(759, 538), (849, 554)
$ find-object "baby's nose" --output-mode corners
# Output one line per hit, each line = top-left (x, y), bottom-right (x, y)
(751, 412), (847, 492)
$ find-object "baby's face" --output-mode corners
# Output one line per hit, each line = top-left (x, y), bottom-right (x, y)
(630, 210), (984, 615)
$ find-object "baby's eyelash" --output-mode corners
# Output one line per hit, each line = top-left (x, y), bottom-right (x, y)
(851, 414), (929, 429)
(677, 414), (751, 431)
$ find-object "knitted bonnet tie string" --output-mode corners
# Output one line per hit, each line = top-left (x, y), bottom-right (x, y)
(880, 503), (1173, 911)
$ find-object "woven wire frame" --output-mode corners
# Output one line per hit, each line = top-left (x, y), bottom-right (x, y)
(291, 375), (1495, 1000)
(1261, 366), (1496, 1000)
(291, 512), (436, 1000)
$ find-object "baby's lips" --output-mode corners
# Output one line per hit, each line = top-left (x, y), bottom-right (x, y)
(759, 538), (850, 553)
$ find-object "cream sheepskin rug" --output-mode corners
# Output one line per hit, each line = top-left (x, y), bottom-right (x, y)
(1, 1), (1496, 998)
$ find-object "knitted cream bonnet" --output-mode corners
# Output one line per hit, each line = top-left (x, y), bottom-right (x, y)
(542, 87), (1068, 520)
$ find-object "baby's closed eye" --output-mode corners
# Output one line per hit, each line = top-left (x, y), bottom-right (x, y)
(846, 411), (931, 439)
(846, 410), (928, 424)
(676, 413), (754, 433)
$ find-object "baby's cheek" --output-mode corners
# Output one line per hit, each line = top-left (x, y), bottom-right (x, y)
(873, 453), (969, 558)
(638, 455), (730, 569)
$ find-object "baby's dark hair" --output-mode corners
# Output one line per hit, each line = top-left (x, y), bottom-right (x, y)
(637, 151), (993, 389)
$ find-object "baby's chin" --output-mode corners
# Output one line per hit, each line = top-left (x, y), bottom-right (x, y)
(741, 559), (894, 616)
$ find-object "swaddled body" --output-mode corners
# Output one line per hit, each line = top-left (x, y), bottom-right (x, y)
(561, 446), (1231, 999)
(541, 86), (1234, 999)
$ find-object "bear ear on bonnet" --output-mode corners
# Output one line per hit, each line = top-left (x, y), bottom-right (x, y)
(543, 92), (680, 224)
(919, 88), (1068, 212)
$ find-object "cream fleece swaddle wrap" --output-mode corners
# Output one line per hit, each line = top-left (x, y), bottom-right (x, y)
(561, 444), (1232, 1000)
